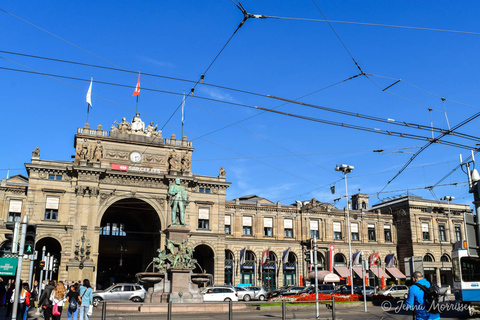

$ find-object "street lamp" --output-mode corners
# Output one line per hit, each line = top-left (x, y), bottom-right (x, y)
(74, 230), (91, 269)
(335, 164), (355, 295)
(440, 196), (455, 243)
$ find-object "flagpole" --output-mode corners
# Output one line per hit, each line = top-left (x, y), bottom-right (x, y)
(181, 90), (185, 138)
(136, 95), (139, 114)
(86, 103), (90, 124)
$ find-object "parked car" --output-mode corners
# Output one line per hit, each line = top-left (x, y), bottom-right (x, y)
(298, 284), (336, 295)
(92, 283), (146, 306)
(270, 286), (305, 298)
(377, 285), (409, 299)
(201, 286), (239, 302)
(361, 286), (376, 296)
(334, 285), (362, 295)
(234, 286), (267, 301)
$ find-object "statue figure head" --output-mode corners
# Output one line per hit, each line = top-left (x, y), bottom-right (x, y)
(122, 117), (126, 121)
(175, 178), (181, 185)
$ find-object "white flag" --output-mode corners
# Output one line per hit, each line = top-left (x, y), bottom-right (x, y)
(86, 75), (93, 107)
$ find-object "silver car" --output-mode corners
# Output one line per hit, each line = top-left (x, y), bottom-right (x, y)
(234, 286), (267, 301)
(92, 283), (146, 306)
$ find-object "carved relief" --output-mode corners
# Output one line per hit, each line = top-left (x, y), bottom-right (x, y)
(99, 192), (113, 205)
(168, 150), (179, 171)
(39, 172), (47, 179)
(93, 142), (104, 161)
(181, 154), (191, 172)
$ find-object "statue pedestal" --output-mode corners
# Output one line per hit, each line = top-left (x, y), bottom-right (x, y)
(164, 226), (190, 243)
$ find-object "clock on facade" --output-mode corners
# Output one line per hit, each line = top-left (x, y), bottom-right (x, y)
(130, 151), (142, 163)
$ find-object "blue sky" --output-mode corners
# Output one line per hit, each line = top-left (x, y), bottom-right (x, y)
(1, 1), (480, 208)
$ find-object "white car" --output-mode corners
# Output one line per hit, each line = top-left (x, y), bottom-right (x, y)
(378, 285), (409, 299)
(201, 287), (239, 302)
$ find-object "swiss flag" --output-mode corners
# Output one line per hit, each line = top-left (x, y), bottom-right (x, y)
(132, 72), (140, 96)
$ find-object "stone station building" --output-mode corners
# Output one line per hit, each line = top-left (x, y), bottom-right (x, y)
(0, 114), (470, 290)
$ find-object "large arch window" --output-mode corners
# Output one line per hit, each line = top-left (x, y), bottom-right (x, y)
(423, 254), (435, 262)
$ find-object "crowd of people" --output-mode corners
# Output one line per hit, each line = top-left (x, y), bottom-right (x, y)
(0, 278), (93, 320)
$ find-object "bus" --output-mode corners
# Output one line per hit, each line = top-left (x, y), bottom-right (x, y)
(452, 241), (480, 317)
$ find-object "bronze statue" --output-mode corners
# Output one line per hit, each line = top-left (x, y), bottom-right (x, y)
(168, 178), (189, 226)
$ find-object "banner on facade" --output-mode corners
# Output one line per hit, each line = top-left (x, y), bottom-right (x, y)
(0, 258), (18, 276)
(385, 254), (395, 268)
(262, 250), (269, 265)
(369, 252), (380, 266)
(239, 247), (246, 265)
(352, 251), (361, 266)
(328, 244), (335, 272)
(282, 248), (290, 264)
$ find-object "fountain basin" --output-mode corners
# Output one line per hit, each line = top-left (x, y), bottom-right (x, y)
(136, 272), (165, 285)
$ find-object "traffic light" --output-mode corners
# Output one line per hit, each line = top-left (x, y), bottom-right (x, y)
(52, 258), (59, 272)
(39, 261), (45, 269)
(4, 222), (20, 254)
(300, 239), (313, 250)
(305, 250), (312, 263)
(24, 224), (37, 255)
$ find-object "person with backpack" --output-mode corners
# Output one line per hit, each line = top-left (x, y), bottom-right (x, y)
(66, 283), (81, 320)
(38, 280), (55, 320)
(49, 282), (66, 320)
(405, 271), (441, 320)
(78, 279), (93, 320)
(19, 283), (31, 320)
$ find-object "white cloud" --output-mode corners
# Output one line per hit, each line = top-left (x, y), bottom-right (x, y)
(200, 87), (236, 102)
(139, 56), (174, 68)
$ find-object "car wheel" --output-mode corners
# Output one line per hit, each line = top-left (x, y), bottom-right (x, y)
(403, 293), (408, 299)
(243, 294), (251, 302)
(258, 295), (266, 301)
(93, 297), (102, 307)
(131, 297), (142, 303)
(224, 298), (232, 302)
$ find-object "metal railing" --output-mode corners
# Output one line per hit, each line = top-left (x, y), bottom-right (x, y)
(97, 297), (337, 320)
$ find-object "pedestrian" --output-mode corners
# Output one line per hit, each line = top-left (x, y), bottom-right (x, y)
(66, 284), (81, 320)
(405, 271), (441, 320)
(78, 279), (93, 320)
(19, 283), (31, 320)
(38, 280), (55, 320)
(31, 280), (38, 305)
(4, 281), (15, 318)
(50, 282), (66, 320)
(0, 278), (6, 308)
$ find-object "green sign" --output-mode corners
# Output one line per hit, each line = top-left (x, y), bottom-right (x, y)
(0, 258), (18, 276)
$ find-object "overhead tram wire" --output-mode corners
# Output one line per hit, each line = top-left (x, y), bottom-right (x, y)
(5, 62), (479, 146)
(244, 13), (480, 36)
(377, 110), (480, 195)
(268, 96), (480, 143)
(0, 59), (329, 190)
(2, 63), (479, 152)
(161, 1), (258, 131)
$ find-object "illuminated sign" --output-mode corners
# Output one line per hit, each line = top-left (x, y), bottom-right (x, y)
(111, 164), (161, 174)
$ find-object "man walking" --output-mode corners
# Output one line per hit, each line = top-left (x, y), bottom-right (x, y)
(405, 271), (440, 320)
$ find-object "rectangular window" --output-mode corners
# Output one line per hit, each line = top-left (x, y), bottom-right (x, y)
(368, 224), (376, 241)
(198, 208), (210, 230)
(243, 216), (252, 236)
(455, 226), (461, 241)
(284, 219), (293, 238)
(45, 197), (59, 221)
(351, 223), (359, 241)
(422, 222), (430, 241)
(333, 222), (342, 240)
(264, 217), (273, 237)
(225, 215), (231, 235)
(439, 224), (446, 242)
(8, 200), (22, 222)
(310, 220), (319, 239)
(48, 174), (62, 180)
(384, 225), (392, 242)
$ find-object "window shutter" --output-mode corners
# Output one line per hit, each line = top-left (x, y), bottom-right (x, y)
(284, 219), (293, 229)
(46, 197), (59, 210)
(264, 217), (273, 228)
(243, 216), (252, 227)
(333, 222), (341, 232)
(198, 208), (210, 219)
(9, 200), (22, 213)
(310, 220), (319, 231)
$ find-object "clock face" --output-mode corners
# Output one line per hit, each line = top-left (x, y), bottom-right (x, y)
(130, 151), (142, 163)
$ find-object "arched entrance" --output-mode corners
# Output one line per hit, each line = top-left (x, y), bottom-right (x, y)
(262, 251), (277, 291)
(193, 244), (215, 278)
(97, 198), (161, 288)
(283, 252), (297, 286)
(35, 237), (62, 283)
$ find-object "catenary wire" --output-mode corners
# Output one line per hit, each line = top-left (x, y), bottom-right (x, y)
(377, 110), (480, 195)
(1, 63), (477, 151)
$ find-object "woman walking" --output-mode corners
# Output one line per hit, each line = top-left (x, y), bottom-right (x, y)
(66, 283), (81, 320)
(49, 282), (66, 320)
(19, 283), (31, 320)
(78, 279), (93, 320)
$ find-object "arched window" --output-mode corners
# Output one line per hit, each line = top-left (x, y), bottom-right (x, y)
(334, 253), (347, 266)
(423, 254), (434, 262)
(440, 254), (450, 262)
(362, 201), (367, 209)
